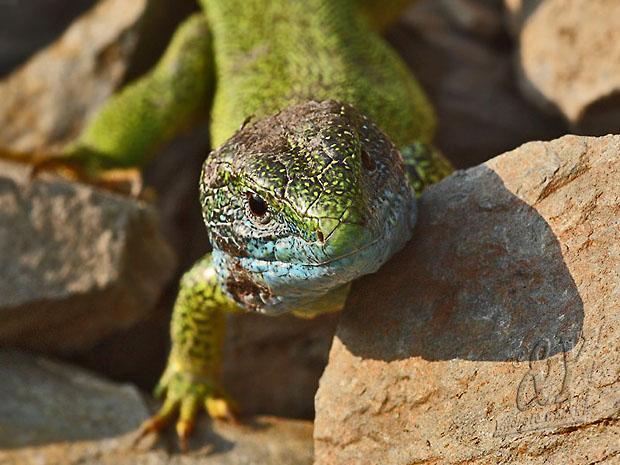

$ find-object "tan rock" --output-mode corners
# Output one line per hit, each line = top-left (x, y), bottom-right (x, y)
(0, 350), (315, 465)
(516, 0), (620, 133)
(0, 160), (176, 354)
(0, 0), (148, 154)
(314, 134), (620, 464)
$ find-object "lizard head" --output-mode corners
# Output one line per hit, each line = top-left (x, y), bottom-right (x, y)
(200, 100), (416, 314)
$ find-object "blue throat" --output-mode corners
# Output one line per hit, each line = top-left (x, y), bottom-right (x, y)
(211, 179), (417, 315)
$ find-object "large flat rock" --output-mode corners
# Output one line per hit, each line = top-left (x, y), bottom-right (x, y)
(0, 350), (314, 465)
(0, 160), (176, 354)
(314, 134), (620, 464)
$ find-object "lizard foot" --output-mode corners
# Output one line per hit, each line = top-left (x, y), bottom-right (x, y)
(0, 147), (146, 198)
(134, 369), (238, 453)
(30, 159), (146, 199)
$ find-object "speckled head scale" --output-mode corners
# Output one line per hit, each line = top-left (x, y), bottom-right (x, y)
(200, 100), (416, 314)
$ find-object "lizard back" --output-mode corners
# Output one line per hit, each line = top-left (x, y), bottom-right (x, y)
(201, 0), (437, 149)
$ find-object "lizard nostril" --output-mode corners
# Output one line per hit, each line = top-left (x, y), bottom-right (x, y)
(361, 148), (376, 171)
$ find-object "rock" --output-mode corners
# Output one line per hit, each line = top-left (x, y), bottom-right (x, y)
(0, 0), (149, 154)
(439, 0), (504, 40)
(502, 0), (542, 37)
(387, 0), (567, 168)
(66, 119), (215, 389)
(516, 0), (620, 134)
(0, 160), (176, 354)
(0, 350), (315, 465)
(222, 312), (340, 418)
(0, 0), (98, 78)
(0, 350), (148, 450)
(314, 134), (620, 464)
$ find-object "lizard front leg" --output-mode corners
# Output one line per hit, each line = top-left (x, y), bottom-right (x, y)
(3, 12), (213, 185)
(137, 253), (242, 451)
(401, 141), (455, 196)
(67, 12), (214, 172)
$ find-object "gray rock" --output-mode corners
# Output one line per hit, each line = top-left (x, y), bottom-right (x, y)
(439, 0), (504, 39)
(503, 0), (543, 37)
(515, 0), (620, 134)
(314, 134), (620, 464)
(0, 350), (148, 450)
(0, 0), (149, 154)
(0, 160), (176, 354)
(0, 0), (97, 78)
(223, 312), (340, 418)
(0, 350), (314, 465)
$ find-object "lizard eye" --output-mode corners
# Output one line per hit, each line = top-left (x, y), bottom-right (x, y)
(246, 192), (270, 222)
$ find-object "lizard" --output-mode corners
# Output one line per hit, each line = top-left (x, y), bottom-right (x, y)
(136, 0), (454, 450)
(5, 0), (454, 450)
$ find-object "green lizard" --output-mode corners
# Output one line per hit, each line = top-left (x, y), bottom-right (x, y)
(12, 0), (455, 450)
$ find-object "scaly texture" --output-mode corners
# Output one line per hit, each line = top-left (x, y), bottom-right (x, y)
(65, 0), (454, 447)
(201, 101), (416, 314)
(65, 13), (213, 170)
(200, 0), (437, 148)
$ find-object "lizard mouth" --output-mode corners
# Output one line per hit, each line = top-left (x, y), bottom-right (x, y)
(219, 235), (380, 268)
(297, 236), (381, 267)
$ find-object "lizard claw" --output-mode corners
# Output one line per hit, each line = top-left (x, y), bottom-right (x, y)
(131, 423), (156, 450)
(206, 395), (239, 424)
(132, 397), (179, 450)
(136, 370), (239, 453)
(176, 418), (194, 454)
(94, 167), (146, 199)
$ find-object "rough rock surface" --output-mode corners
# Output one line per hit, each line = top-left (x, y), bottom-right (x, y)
(388, 0), (566, 168)
(314, 134), (620, 464)
(0, 0), (97, 78)
(0, 0), (148, 154)
(516, 0), (620, 134)
(222, 312), (340, 418)
(0, 350), (314, 465)
(0, 160), (176, 354)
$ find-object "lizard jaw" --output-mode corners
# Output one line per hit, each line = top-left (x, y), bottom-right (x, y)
(211, 179), (416, 315)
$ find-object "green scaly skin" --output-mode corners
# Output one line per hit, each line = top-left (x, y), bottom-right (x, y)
(65, 13), (213, 171)
(142, 1), (454, 447)
(203, 0), (435, 148)
(6, 1), (414, 173)
(20, 0), (454, 448)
